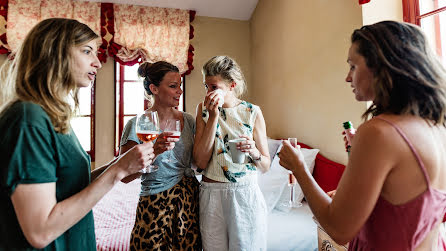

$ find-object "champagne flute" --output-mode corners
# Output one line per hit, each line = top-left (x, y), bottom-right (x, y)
(162, 119), (181, 163)
(282, 138), (302, 208)
(135, 110), (160, 173)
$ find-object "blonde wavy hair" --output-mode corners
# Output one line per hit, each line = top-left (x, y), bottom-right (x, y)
(202, 55), (247, 98)
(0, 18), (99, 133)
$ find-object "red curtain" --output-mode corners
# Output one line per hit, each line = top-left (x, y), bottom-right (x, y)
(359, 0), (371, 4)
(0, 0), (8, 54)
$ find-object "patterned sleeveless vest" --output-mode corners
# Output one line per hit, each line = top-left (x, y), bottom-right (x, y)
(202, 100), (259, 183)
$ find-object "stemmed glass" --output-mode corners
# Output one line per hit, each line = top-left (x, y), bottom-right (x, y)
(135, 110), (160, 173)
(162, 119), (181, 163)
(282, 138), (303, 208)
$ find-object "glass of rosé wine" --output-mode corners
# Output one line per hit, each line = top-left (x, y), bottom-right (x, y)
(281, 138), (302, 208)
(136, 110), (160, 173)
(161, 119), (181, 163)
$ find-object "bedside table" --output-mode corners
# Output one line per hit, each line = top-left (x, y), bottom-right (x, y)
(313, 217), (348, 251)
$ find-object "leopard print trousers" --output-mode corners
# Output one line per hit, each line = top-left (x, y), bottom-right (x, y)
(130, 176), (202, 251)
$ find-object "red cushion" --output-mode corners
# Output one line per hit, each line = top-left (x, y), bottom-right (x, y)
(296, 142), (346, 193)
(313, 154), (346, 193)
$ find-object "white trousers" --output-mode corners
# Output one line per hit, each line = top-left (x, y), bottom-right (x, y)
(199, 176), (267, 251)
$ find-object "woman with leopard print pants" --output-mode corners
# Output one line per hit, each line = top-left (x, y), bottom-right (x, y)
(120, 61), (201, 250)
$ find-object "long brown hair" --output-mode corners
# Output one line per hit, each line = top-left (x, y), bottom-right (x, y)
(0, 18), (99, 133)
(351, 21), (446, 124)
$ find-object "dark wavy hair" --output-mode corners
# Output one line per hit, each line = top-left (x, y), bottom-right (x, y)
(352, 21), (446, 125)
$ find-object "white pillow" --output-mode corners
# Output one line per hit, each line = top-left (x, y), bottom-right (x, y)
(257, 138), (285, 213)
(272, 144), (319, 212)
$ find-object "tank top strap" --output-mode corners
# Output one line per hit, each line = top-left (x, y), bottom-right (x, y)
(374, 116), (431, 187)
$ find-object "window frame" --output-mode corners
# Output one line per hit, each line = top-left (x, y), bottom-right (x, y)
(89, 83), (95, 161)
(114, 63), (138, 156)
(403, 0), (446, 58)
(72, 81), (95, 161)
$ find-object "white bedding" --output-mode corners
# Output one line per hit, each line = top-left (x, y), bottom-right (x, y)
(267, 203), (318, 251)
(93, 177), (318, 250)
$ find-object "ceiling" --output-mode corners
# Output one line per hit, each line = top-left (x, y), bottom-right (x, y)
(86, 0), (259, 20)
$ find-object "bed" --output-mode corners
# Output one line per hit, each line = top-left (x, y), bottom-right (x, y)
(93, 139), (346, 251)
(93, 178), (140, 251)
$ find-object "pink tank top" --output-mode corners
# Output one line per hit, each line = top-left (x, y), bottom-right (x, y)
(348, 117), (446, 251)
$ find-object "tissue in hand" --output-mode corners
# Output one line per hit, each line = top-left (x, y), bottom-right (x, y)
(214, 89), (226, 107)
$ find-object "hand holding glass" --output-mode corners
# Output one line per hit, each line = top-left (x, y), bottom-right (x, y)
(228, 138), (247, 163)
(162, 119), (181, 163)
(282, 138), (302, 208)
(135, 110), (160, 173)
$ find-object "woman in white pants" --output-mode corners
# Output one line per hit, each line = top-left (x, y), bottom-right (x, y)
(193, 55), (271, 251)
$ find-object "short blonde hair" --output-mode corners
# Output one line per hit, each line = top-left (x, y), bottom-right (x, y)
(202, 55), (246, 97)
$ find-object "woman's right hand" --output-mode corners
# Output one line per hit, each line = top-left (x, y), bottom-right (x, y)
(204, 90), (223, 117)
(113, 142), (155, 178)
(278, 141), (306, 175)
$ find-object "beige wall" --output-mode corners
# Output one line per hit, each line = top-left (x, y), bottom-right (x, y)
(185, 16), (251, 114)
(94, 60), (115, 167)
(250, 0), (365, 164)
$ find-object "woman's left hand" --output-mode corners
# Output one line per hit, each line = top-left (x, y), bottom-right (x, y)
(278, 140), (306, 174)
(238, 135), (261, 160)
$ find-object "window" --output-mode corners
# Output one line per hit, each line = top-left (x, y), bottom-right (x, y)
(71, 83), (95, 161)
(114, 62), (185, 155)
(403, 0), (446, 66)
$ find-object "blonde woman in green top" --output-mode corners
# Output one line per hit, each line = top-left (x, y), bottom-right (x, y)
(0, 18), (154, 250)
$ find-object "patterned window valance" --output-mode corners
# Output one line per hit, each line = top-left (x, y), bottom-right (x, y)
(7, 0), (100, 52)
(0, 0), (195, 75)
(112, 4), (191, 74)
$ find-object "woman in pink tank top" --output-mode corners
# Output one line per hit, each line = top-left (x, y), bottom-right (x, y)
(278, 21), (446, 250)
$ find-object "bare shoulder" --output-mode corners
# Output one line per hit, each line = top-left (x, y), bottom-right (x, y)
(360, 114), (437, 143)
(355, 116), (397, 145)
(350, 115), (410, 169)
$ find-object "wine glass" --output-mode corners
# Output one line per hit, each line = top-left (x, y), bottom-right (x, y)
(282, 138), (302, 208)
(135, 110), (160, 173)
(162, 119), (181, 163)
